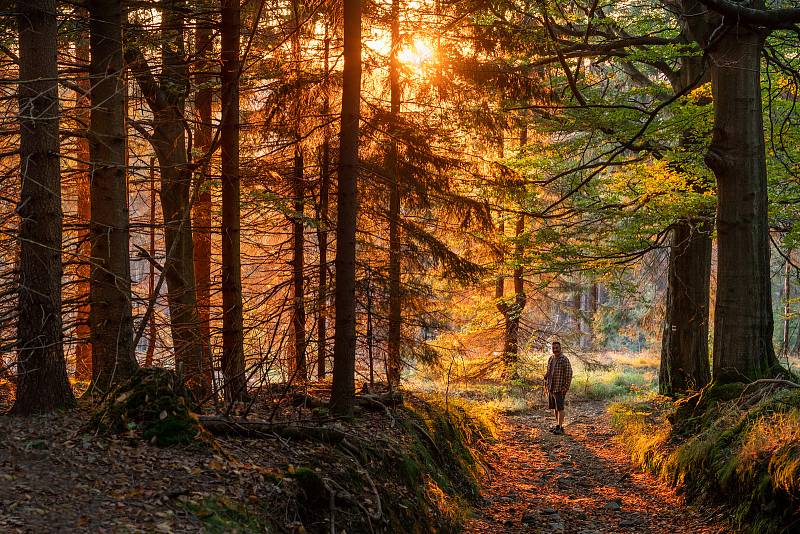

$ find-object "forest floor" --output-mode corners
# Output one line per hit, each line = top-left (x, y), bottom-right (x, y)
(465, 400), (731, 534)
(0, 390), (737, 533)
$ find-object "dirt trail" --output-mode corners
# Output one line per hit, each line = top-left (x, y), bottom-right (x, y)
(466, 401), (731, 534)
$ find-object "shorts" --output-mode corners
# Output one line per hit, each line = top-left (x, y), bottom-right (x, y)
(548, 391), (566, 411)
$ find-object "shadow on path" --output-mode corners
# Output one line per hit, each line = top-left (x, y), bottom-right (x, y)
(466, 400), (732, 534)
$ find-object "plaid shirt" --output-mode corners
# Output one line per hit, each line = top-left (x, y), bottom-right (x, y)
(545, 354), (573, 393)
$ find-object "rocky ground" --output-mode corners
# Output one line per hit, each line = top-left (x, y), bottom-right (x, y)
(466, 401), (732, 534)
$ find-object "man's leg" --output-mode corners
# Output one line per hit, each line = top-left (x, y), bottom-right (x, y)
(556, 392), (566, 431)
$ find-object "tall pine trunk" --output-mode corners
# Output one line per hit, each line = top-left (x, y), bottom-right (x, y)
(220, 0), (246, 402)
(316, 24), (331, 380)
(74, 30), (92, 381)
(290, 0), (307, 382)
(706, 27), (780, 382)
(13, 0), (76, 414)
(386, 0), (402, 386)
(291, 149), (307, 381)
(146, 158), (157, 366)
(88, 0), (138, 392)
(193, 1), (214, 394)
(330, 0), (362, 415)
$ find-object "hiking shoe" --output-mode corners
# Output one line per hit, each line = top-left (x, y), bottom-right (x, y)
(553, 426), (564, 435)
(549, 426), (560, 434)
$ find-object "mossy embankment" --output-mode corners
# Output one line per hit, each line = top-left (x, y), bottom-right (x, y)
(611, 382), (800, 533)
(266, 394), (496, 533)
(88, 372), (496, 533)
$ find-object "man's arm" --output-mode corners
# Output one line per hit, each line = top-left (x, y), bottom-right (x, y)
(564, 360), (573, 392)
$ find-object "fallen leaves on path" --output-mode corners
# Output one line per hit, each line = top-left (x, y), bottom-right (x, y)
(466, 401), (732, 534)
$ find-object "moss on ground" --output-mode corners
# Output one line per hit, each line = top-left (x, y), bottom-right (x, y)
(184, 495), (274, 533)
(90, 381), (494, 533)
(264, 393), (496, 533)
(611, 383), (800, 533)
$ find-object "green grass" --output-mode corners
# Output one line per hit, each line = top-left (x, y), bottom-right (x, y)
(409, 350), (659, 410)
(610, 384), (800, 533)
(574, 368), (655, 401)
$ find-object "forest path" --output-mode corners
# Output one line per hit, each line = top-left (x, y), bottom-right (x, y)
(466, 401), (730, 534)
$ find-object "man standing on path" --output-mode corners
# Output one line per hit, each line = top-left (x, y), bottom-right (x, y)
(544, 341), (572, 435)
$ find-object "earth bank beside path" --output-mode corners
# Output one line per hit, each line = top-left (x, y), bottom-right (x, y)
(467, 401), (731, 534)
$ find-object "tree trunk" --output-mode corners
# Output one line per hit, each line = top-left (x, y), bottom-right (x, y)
(659, 218), (712, 394)
(316, 21), (331, 380)
(706, 26), (780, 382)
(74, 30), (92, 381)
(220, 0), (246, 402)
(289, 0), (307, 383)
(659, 51), (713, 395)
(291, 149), (307, 382)
(367, 271), (375, 385)
(13, 0), (76, 414)
(87, 0), (138, 392)
(508, 215), (526, 371)
(126, 0), (205, 392)
(192, 1), (214, 394)
(497, 215), (525, 377)
(146, 158), (157, 366)
(783, 251), (792, 357)
(330, 0), (362, 416)
(386, 0), (402, 386)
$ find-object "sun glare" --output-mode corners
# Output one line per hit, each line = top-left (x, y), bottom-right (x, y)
(398, 36), (434, 67)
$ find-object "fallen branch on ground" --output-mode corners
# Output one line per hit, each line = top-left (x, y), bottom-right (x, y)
(198, 416), (347, 443)
(290, 391), (404, 411)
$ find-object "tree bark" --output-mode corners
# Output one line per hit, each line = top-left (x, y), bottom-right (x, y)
(126, 0), (204, 393)
(220, 0), (246, 402)
(146, 158), (157, 366)
(13, 0), (76, 414)
(316, 25), (331, 379)
(783, 250), (792, 356)
(192, 0), (214, 394)
(386, 0), (402, 386)
(659, 51), (713, 395)
(659, 218), (712, 393)
(289, 0), (307, 383)
(291, 148), (307, 382)
(705, 25), (780, 382)
(87, 0), (138, 392)
(330, 0), (362, 416)
(497, 215), (525, 377)
(74, 29), (92, 381)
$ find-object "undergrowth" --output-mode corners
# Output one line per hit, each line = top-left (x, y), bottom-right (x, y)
(89, 367), (210, 447)
(182, 392), (496, 533)
(611, 383), (800, 533)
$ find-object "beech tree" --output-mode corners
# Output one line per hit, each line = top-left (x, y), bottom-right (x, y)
(659, 50), (713, 394)
(687, 0), (800, 381)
